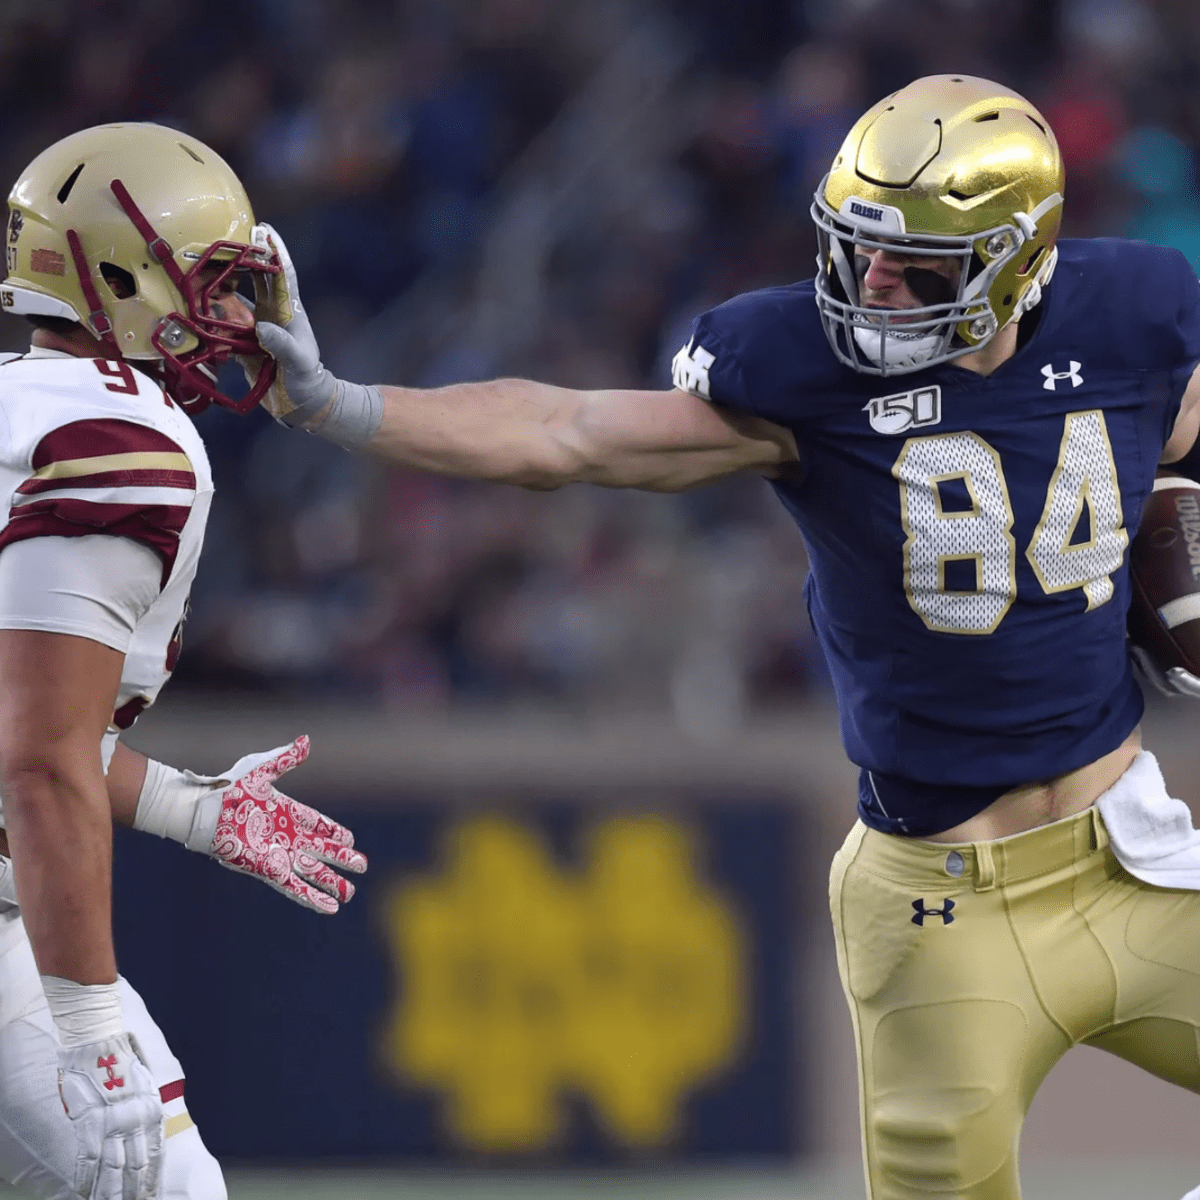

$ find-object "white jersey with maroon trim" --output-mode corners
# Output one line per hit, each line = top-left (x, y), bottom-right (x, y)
(0, 350), (213, 745)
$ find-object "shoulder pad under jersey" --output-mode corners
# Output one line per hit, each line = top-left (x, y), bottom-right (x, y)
(672, 281), (850, 425)
(1047, 239), (1200, 371)
(0, 355), (210, 583)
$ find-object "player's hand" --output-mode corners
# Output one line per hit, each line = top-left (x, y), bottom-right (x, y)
(184, 735), (368, 914)
(57, 1032), (163, 1200)
(1130, 644), (1200, 699)
(252, 224), (337, 428)
(1129, 643), (1200, 698)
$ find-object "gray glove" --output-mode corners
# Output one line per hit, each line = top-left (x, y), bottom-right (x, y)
(254, 224), (382, 449)
(1130, 644), (1200, 699)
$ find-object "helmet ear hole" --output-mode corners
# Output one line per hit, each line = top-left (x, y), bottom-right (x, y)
(1019, 246), (1047, 277)
(100, 262), (136, 300)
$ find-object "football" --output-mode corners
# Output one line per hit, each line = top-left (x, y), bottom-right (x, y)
(1128, 473), (1200, 675)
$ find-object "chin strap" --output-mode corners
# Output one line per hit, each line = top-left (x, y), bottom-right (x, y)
(64, 228), (121, 357)
(1014, 246), (1059, 320)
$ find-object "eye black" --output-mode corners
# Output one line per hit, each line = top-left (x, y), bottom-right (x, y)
(903, 266), (956, 306)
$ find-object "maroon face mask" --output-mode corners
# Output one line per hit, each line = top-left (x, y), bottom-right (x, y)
(66, 178), (282, 415)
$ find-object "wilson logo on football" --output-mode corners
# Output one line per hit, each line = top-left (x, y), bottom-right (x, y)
(865, 385), (942, 435)
(1175, 492), (1200, 581)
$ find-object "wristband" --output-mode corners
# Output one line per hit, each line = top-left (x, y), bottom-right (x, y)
(41, 975), (123, 1048)
(309, 378), (383, 450)
(133, 758), (224, 851)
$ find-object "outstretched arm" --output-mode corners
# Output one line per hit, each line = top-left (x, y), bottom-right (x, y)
(364, 380), (796, 491)
(253, 225), (798, 490)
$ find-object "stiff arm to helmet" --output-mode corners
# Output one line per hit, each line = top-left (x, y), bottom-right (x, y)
(811, 74), (1065, 375)
(254, 226), (383, 449)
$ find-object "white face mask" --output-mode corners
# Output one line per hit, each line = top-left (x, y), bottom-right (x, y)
(851, 322), (945, 372)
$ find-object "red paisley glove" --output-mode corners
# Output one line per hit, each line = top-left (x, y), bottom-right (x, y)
(188, 736), (367, 914)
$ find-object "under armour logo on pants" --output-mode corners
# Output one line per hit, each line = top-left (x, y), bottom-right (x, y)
(912, 898), (956, 925)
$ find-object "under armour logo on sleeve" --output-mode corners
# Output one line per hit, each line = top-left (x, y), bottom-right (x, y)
(912, 898), (956, 926)
(1041, 360), (1083, 390)
(672, 340), (715, 399)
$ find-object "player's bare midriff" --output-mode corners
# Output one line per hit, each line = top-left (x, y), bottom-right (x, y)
(919, 726), (1143, 844)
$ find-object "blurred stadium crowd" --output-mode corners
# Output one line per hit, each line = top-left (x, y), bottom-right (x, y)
(0, 0), (1198, 723)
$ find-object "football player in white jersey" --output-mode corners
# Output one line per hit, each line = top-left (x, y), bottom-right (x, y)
(0, 125), (367, 1200)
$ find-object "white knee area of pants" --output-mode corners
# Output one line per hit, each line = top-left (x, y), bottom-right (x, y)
(0, 939), (227, 1200)
(162, 1122), (227, 1200)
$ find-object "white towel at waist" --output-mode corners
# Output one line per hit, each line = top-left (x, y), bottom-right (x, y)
(1098, 749), (1200, 889)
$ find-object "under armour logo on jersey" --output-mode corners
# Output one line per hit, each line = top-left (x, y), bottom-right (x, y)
(865, 385), (942, 435)
(97, 1054), (124, 1091)
(1041, 361), (1083, 390)
(911, 898), (955, 926)
(672, 339), (715, 400)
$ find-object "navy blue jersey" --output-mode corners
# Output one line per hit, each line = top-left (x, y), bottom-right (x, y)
(676, 238), (1200, 833)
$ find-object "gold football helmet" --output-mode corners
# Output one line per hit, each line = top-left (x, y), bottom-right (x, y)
(1, 123), (280, 412)
(812, 75), (1064, 375)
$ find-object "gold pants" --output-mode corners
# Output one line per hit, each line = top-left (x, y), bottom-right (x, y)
(829, 807), (1200, 1199)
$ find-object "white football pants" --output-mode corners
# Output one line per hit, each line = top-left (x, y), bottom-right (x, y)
(0, 910), (225, 1199)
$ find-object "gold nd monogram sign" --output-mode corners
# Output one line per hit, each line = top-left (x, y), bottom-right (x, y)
(379, 814), (747, 1151)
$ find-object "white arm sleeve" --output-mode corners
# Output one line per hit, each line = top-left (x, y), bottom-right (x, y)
(0, 535), (162, 653)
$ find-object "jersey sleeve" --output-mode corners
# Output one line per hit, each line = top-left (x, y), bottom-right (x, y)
(672, 320), (749, 409)
(1158, 247), (1200, 364)
(1165, 252), (1200, 409)
(0, 417), (197, 585)
(1139, 248), (1200, 445)
(670, 283), (830, 425)
(0, 534), (162, 653)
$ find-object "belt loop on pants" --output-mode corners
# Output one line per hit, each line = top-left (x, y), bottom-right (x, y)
(1089, 804), (1108, 852)
(973, 840), (997, 892)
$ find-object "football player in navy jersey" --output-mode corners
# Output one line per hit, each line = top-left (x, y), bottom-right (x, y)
(259, 75), (1200, 1200)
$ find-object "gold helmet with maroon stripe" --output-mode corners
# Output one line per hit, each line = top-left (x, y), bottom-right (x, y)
(1, 122), (280, 412)
(812, 74), (1064, 375)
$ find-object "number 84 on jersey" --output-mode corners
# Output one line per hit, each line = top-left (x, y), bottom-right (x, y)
(894, 410), (1127, 635)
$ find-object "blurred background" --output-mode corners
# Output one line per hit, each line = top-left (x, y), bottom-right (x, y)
(2, 0), (1200, 1196)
